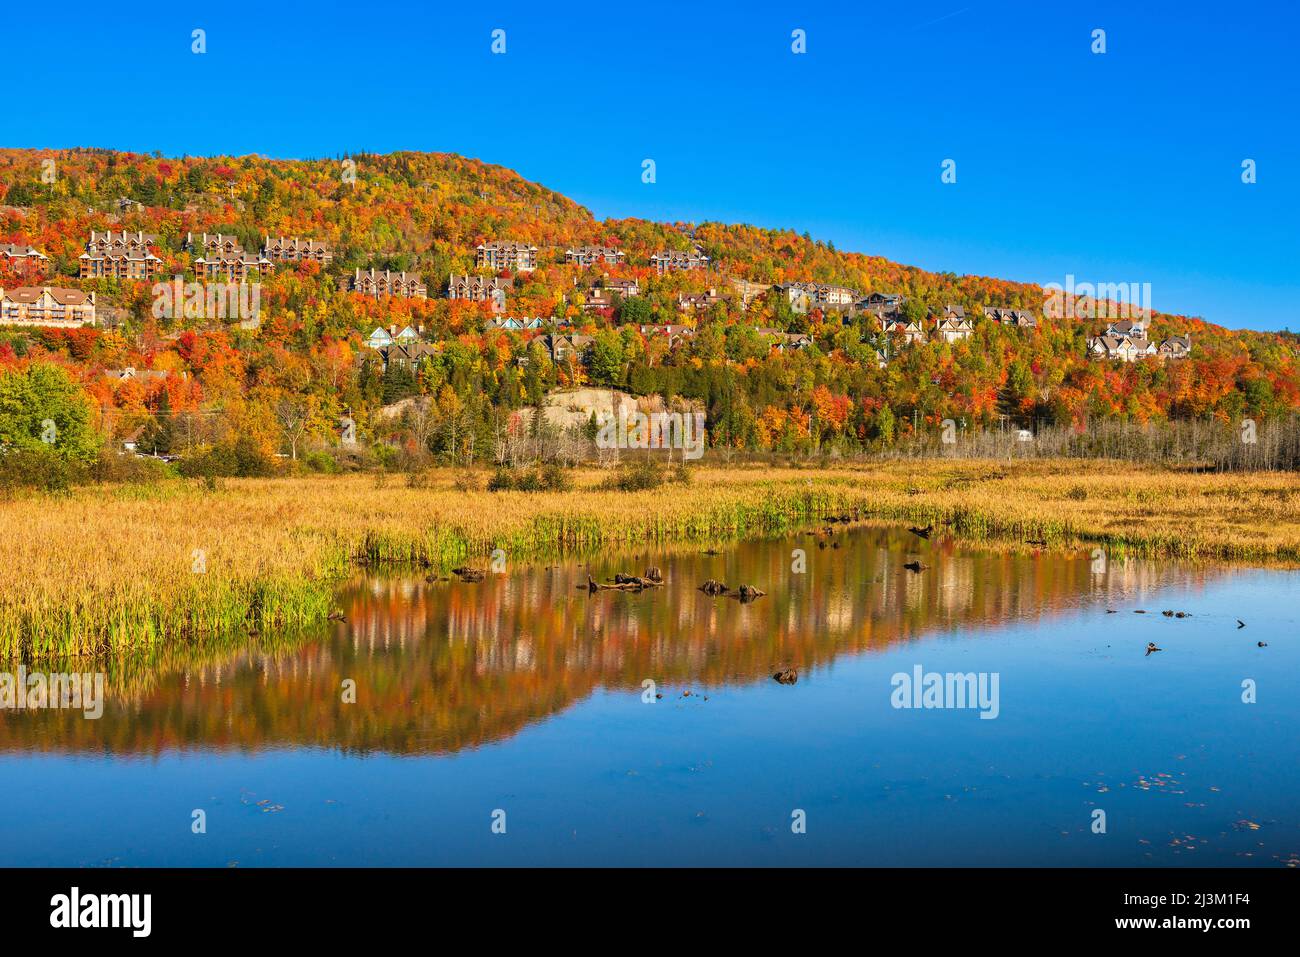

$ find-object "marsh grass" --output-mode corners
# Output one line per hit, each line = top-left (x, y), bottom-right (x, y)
(2, 459), (1297, 659)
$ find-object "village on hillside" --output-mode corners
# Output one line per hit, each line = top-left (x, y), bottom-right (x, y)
(2, 231), (1195, 377)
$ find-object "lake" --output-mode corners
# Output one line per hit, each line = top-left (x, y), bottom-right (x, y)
(1, 525), (1296, 867)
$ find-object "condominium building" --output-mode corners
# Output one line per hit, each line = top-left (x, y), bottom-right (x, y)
(350, 268), (427, 299)
(476, 241), (538, 272)
(263, 235), (333, 266)
(0, 286), (96, 327)
(79, 230), (163, 280)
(650, 250), (709, 274)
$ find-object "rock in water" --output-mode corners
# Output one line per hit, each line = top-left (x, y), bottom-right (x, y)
(773, 669), (798, 685)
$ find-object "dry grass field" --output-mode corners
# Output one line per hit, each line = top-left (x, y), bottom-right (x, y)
(2, 459), (1297, 659)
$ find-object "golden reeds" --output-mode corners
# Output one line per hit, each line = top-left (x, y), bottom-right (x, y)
(1, 459), (1296, 659)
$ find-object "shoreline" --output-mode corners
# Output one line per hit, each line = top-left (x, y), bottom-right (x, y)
(3, 459), (1298, 659)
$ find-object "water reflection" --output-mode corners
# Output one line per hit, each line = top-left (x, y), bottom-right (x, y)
(0, 526), (1230, 756)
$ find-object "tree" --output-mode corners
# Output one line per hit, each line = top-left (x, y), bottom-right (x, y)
(0, 363), (101, 463)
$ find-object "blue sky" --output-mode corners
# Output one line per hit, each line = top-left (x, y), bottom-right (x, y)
(9, 0), (1297, 331)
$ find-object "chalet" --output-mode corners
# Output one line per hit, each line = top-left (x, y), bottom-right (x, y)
(779, 281), (858, 314)
(85, 230), (158, 256)
(539, 334), (592, 364)
(0, 286), (96, 327)
(650, 250), (709, 274)
(490, 316), (545, 331)
(381, 340), (436, 374)
(1105, 318), (1147, 340)
(80, 231), (163, 280)
(603, 277), (640, 298)
(447, 273), (507, 312)
(350, 268), (427, 299)
(677, 288), (723, 312)
(365, 327), (394, 349)
(0, 243), (50, 275)
(754, 328), (812, 351)
(476, 241), (538, 272)
(1157, 334), (1192, 359)
(1088, 334), (1154, 362)
(729, 277), (771, 309)
(983, 307), (1037, 328)
(881, 317), (926, 346)
(193, 250), (272, 282)
(184, 232), (245, 257)
(262, 236), (333, 266)
(565, 245), (625, 267)
(862, 291), (902, 310)
(639, 323), (695, 348)
(934, 316), (974, 343)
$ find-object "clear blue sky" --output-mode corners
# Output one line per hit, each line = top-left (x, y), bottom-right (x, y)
(10, 0), (1298, 331)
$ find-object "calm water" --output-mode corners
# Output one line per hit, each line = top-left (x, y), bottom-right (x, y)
(1, 526), (1297, 867)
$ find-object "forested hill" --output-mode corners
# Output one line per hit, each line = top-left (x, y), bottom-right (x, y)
(0, 147), (1296, 464)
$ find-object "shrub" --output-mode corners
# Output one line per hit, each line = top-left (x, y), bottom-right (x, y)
(488, 464), (572, 492)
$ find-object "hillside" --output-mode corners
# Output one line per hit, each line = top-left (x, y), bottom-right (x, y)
(0, 146), (1297, 470)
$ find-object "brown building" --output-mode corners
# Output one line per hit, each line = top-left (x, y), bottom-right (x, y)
(0, 243), (50, 276)
(650, 250), (709, 274)
(447, 273), (508, 312)
(350, 268), (427, 299)
(184, 232), (245, 257)
(565, 245), (625, 268)
(193, 250), (273, 282)
(263, 235), (333, 266)
(476, 241), (538, 272)
(79, 230), (163, 280)
(0, 286), (96, 327)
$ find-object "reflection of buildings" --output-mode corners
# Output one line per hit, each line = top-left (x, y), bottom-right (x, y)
(0, 532), (1219, 757)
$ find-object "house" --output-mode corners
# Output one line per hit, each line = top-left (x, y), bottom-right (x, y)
(193, 250), (272, 282)
(565, 245), (625, 267)
(262, 236), (333, 266)
(350, 268), (427, 299)
(729, 277), (771, 309)
(677, 288), (723, 312)
(1157, 335), (1192, 359)
(862, 291), (902, 310)
(754, 328), (812, 351)
(184, 232), (245, 257)
(881, 317), (926, 346)
(1105, 319), (1147, 340)
(639, 323), (695, 348)
(0, 243), (50, 276)
(380, 340), (436, 374)
(79, 231), (162, 280)
(983, 307), (1037, 328)
(539, 334), (593, 364)
(0, 286), (96, 327)
(490, 316), (545, 331)
(934, 315), (974, 343)
(365, 327), (395, 350)
(447, 273), (508, 312)
(602, 278), (640, 298)
(779, 281), (858, 314)
(650, 250), (709, 274)
(85, 230), (158, 256)
(1088, 335), (1154, 362)
(476, 241), (538, 272)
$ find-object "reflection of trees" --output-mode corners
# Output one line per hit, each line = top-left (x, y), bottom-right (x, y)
(0, 529), (1215, 756)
